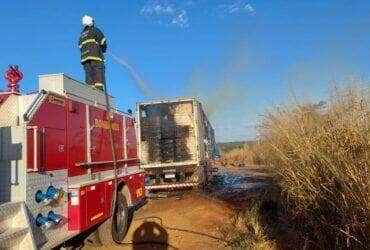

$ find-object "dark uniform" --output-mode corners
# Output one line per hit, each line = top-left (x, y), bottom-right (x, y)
(78, 26), (107, 90)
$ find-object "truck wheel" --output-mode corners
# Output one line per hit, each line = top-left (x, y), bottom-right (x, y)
(98, 193), (129, 245)
(193, 166), (207, 189)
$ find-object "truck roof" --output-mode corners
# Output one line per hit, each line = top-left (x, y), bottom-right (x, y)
(137, 97), (199, 106)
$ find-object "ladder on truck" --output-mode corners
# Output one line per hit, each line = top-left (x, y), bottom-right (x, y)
(0, 202), (36, 249)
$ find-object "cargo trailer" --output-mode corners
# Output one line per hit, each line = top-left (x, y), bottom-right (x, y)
(136, 98), (218, 190)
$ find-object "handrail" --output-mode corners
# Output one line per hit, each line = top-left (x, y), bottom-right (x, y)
(65, 91), (132, 117)
(23, 90), (47, 121)
(27, 126), (38, 172)
(75, 158), (138, 167)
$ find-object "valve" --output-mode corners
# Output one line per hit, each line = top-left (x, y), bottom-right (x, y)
(47, 186), (63, 201)
(35, 186), (64, 205)
(4, 65), (23, 93)
(48, 211), (62, 224)
(36, 214), (52, 230)
(35, 190), (53, 205)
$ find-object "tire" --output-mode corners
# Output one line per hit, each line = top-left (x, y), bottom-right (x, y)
(98, 192), (129, 245)
(192, 166), (206, 190)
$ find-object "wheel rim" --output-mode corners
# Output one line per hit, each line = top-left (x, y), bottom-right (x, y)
(115, 203), (126, 234)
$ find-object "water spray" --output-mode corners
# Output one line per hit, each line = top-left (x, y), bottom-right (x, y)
(107, 51), (155, 100)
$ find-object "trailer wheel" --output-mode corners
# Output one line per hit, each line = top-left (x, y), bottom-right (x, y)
(98, 193), (129, 245)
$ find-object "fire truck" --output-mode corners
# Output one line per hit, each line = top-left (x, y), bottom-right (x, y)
(0, 67), (146, 249)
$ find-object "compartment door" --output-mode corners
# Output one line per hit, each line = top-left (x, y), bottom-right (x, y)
(44, 127), (66, 171)
(125, 117), (138, 166)
(86, 183), (106, 227)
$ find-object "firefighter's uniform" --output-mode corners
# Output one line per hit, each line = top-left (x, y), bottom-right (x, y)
(78, 25), (107, 90)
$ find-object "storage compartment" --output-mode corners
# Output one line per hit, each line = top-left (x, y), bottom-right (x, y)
(86, 183), (106, 228)
(125, 116), (138, 166)
(44, 127), (66, 171)
(68, 187), (87, 231)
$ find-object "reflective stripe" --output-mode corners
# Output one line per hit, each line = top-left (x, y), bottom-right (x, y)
(101, 37), (106, 45)
(94, 82), (104, 86)
(146, 182), (199, 190)
(79, 38), (99, 48)
(81, 56), (103, 63)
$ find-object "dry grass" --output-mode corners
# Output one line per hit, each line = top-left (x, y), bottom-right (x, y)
(258, 83), (370, 248)
(221, 144), (263, 166)
(221, 202), (277, 250)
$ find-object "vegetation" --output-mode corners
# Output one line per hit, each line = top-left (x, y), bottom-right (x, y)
(224, 83), (369, 249)
(217, 141), (250, 153)
(220, 144), (260, 166)
(218, 141), (264, 166)
(221, 200), (276, 250)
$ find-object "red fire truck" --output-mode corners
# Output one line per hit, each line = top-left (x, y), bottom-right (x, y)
(0, 67), (146, 249)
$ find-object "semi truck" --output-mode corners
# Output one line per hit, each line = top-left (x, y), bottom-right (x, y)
(136, 98), (219, 190)
(0, 68), (146, 249)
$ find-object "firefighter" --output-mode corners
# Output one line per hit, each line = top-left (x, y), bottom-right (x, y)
(78, 15), (107, 90)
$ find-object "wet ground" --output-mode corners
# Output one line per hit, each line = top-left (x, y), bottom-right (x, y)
(83, 165), (272, 250)
(205, 167), (268, 207)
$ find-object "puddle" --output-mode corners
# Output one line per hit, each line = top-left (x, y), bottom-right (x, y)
(207, 167), (266, 196)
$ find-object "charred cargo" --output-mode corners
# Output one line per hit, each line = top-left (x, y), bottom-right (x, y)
(137, 98), (218, 190)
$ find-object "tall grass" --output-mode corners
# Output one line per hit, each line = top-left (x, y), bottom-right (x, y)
(221, 202), (277, 249)
(258, 83), (369, 248)
(220, 144), (264, 166)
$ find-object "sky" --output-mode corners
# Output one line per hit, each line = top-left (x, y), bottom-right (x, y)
(1, 0), (369, 142)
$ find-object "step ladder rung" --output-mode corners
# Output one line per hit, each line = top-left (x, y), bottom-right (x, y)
(0, 227), (29, 247)
(0, 202), (22, 222)
(0, 202), (37, 249)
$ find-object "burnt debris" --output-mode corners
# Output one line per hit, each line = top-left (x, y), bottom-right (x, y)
(140, 102), (193, 163)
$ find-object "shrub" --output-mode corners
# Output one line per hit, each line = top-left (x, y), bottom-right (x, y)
(258, 83), (369, 248)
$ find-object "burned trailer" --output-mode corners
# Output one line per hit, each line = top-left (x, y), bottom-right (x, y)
(137, 98), (218, 190)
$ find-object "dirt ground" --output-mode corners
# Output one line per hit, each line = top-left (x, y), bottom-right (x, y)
(83, 165), (272, 250)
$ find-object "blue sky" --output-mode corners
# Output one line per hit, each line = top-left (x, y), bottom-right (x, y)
(1, 1), (369, 142)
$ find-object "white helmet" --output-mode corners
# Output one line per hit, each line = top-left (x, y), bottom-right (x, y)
(82, 15), (94, 27)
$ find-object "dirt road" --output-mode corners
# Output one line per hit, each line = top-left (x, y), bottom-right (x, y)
(83, 166), (271, 250)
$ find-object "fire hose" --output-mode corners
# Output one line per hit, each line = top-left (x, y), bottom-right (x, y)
(102, 81), (118, 217)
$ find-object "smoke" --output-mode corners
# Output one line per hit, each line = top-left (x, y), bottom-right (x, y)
(185, 37), (249, 117)
(205, 80), (245, 116)
(186, 73), (245, 117)
(284, 58), (357, 102)
(107, 51), (156, 100)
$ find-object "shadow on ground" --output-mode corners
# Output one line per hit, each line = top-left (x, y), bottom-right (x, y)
(131, 221), (171, 250)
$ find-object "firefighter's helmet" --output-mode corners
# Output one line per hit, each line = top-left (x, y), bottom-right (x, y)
(82, 15), (94, 27)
